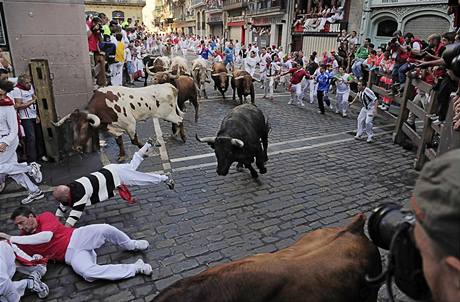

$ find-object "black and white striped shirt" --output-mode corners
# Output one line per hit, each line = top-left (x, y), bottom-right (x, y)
(55, 167), (121, 226)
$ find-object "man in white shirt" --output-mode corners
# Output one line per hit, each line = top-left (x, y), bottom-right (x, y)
(259, 48), (271, 89)
(244, 51), (260, 77)
(9, 75), (46, 163)
(350, 80), (378, 143)
(0, 80), (43, 203)
(0, 240), (49, 301)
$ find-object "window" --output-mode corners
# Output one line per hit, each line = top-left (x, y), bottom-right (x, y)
(376, 19), (397, 37)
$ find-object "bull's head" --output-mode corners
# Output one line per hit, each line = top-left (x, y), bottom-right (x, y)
(196, 134), (244, 176)
(53, 109), (100, 154)
(147, 69), (178, 85)
(234, 75), (255, 95)
(211, 71), (229, 91)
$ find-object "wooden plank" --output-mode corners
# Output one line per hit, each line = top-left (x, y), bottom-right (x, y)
(430, 121), (442, 134)
(439, 97), (460, 154)
(411, 78), (432, 94)
(394, 77), (413, 145)
(377, 108), (398, 121)
(406, 99), (425, 120)
(371, 85), (392, 97)
(425, 148), (437, 161)
(402, 123), (422, 146)
(29, 60), (60, 162)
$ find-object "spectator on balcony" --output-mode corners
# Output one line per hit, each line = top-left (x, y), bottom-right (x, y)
(352, 38), (371, 79)
(318, 5), (344, 31)
(347, 31), (359, 54)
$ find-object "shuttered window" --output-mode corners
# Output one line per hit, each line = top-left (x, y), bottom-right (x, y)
(405, 15), (450, 39)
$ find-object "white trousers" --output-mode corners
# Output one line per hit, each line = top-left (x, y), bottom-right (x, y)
(356, 107), (374, 138)
(263, 77), (274, 97)
(290, 83), (303, 104)
(0, 137), (38, 193)
(0, 242), (45, 302)
(105, 150), (167, 186)
(301, 79), (317, 103)
(336, 91), (350, 114)
(109, 62), (124, 86)
(65, 224), (139, 282)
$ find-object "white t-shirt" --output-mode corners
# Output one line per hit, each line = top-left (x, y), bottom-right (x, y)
(9, 86), (37, 119)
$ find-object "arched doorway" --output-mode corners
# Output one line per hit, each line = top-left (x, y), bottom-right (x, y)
(404, 14), (450, 39)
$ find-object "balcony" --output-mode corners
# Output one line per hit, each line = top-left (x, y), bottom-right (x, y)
(84, 0), (146, 5)
(247, 0), (286, 16)
(191, 0), (204, 7)
(223, 0), (249, 11)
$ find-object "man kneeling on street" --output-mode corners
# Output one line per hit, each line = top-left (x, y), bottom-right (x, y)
(52, 138), (174, 227)
(2, 207), (153, 282)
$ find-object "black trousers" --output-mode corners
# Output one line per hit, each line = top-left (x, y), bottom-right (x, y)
(317, 90), (330, 114)
(434, 77), (457, 121)
(21, 118), (45, 162)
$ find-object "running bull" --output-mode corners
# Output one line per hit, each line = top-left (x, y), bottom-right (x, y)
(196, 104), (269, 178)
(143, 55), (170, 87)
(192, 58), (210, 99)
(53, 84), (183, 162)
(231, 69), (256, 105)
(211, 63), (230, 100)
(151, 214), (382, 302)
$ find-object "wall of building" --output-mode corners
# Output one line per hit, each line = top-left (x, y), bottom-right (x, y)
(3, 0), (93, 116)
(348, 0), (364, 33)
(85, 4), (143, 21)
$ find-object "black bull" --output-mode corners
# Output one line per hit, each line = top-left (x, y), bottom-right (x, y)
(196, 104), (270, 178)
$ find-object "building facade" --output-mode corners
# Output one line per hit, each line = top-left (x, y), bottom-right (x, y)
(222, 0), (248, 44)
(84, 0), (145, 22)
(360, 0), (453, 47)
(170, 0), (196, 35)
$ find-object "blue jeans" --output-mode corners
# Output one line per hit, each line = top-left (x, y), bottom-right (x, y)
(352, 59), (364, 79)
(398, 63), (410, 86)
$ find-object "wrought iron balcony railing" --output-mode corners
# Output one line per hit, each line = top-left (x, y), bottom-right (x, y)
(85, 0), (146, 5)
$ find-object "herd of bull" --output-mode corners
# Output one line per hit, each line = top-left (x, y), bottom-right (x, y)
(53, 55), (268, 178)
(53, 56), (386, 301)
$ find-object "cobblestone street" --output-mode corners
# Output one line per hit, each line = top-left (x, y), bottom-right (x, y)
(0, 55), (420, 301)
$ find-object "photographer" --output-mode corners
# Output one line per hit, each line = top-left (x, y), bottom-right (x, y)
(411, 150), (460, 302)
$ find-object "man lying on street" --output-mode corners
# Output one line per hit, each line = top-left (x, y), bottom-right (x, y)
(0, 207), (152, 282)
(0, 239), (49, 301)
(52, 138), (175, 227)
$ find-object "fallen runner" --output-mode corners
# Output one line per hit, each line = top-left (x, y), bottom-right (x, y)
(0, 239), (49, 301)
(52, 138), (174, 227)
(3, 207), (153, 283)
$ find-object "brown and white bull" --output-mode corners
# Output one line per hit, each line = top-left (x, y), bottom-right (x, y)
(170, 56), (191, 76)
(53, 84), (183, 162)
(151, 214), (382, 302)
(144, 56), (171, 86)
(192, 58), (210, 99)
(211, 62), (231, 100)
(231, 69), (256, 105)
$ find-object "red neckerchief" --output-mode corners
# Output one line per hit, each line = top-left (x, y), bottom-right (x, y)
(15, 82), (29, 91)
(117, 185), (136, 204)
(0, 96), (14, 106)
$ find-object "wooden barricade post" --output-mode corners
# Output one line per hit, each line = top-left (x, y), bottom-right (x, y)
(29, 59), (59, 162)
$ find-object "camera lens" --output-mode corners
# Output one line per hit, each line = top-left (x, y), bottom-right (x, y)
(368, 203), (415, 250)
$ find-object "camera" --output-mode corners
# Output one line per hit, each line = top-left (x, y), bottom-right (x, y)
(367, 203), (431, 301)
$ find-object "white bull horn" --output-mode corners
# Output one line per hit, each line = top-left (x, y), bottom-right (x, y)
(231, 138), (244, 148)
(195, 134), (216, 144)
(146, 62), (156, 76)
(52, 113), (71, 127)
(234, 76), (245, 80)
(86, 113), (101, 127)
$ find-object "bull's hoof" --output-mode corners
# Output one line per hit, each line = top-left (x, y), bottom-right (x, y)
(236, 164), (244, 172)
(259, 167), (267, 174)
(251, 171), (259, 178)
(117, 156), (126, 162)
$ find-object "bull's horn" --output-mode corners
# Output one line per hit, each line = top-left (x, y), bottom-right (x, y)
(211, 73), (220, 77)
(227, 73), (233, 77)
(146, 62), (156, 76)
(195, 133), (216, 144)
(231, 138), (244, 148)
(86, 113), (101, 127)
(252, 77), (261, 82)
(52, 113), (71, 127)
(207, 68), (213, 72)
(234, 76), (245, 80)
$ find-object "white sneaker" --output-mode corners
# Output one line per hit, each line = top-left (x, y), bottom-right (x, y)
(299, 102), (305, 107)
(29, 162), (42, 183)
(329, 104), (334, 110)
(133, 240), (150, 251)
(367, 137), (374, 143)
(40, 156), (49, 162)
(354, 134), (364, 141)
(28, 272), (49, 299)
(135, 259), (152, 275)
(335, 110), (340, 114)
(164, 172), (175, 190)
(288, 100), (293, 105)
(21, 190), (45, 205)
(342, 113), (348, 118)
